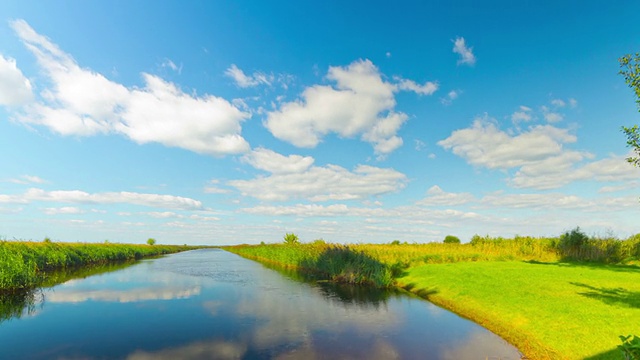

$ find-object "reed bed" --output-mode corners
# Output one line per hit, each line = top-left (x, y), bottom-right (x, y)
(225, 231), (640, 287)
(0, 241), (196, 292)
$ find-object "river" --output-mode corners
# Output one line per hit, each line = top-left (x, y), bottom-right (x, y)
(0, 249), (522, 359)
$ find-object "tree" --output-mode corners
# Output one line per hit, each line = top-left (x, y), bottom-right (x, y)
(147, 238), (156, 246)
(443, 235), (461, 244)
(283, 233), (299, 245)
(619, 53), (640, 167)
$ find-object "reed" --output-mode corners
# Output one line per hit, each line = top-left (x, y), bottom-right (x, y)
(0, 240), (197, 292)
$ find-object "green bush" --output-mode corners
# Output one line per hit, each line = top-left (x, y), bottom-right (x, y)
(443, 235), (461, 244)
(283, 233), (299, 245)
(619, 335), (640, 360)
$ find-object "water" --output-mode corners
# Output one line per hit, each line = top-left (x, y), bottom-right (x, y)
(0, 249), (522, 359)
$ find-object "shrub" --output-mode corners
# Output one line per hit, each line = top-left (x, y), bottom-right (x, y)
(283, 233), (299, 245)
(147, 238), (156, 246)
(619, 335), (640, 360)
(443, 235), (461, 244)
(559, 227), (588, 251)
(390, 240), (401, 245)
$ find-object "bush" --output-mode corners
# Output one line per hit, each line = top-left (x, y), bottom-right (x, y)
(146, 238), (156, 246)
(283, 233), (299, 245)
(559, 227), (588, 251)
(390, 240), (401, 245)
(619, 335), (640, 360)
(443, 235), (461, 244)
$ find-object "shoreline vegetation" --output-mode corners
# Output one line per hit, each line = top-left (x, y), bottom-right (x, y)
(0, 240), (198, 292)
(224, 230), (640, 360)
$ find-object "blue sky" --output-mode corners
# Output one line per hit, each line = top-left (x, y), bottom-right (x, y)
(1, 1), (639, 245)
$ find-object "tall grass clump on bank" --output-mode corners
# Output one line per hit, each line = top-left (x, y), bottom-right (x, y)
(0, 241), (196, 292)
(225, 242), (393, 287)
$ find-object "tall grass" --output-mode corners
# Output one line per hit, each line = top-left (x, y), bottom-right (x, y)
(0, 241), (196, 292)
(225, 231), (640, 287)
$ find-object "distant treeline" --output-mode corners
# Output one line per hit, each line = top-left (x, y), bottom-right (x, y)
(0, 241), (198, 292)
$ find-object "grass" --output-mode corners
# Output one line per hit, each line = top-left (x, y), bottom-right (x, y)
(224, 233), (640, 360)
(398, 261), (640, 360)
(1, 260), (139, 324)
(0, 240), (198, 292)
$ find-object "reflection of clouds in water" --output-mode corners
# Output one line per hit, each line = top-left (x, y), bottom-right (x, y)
(126, 340), (247, 360)
(124, 337), (401, 360)
(235, 281), (400, 349)
(46, 286), (201, 303)
(440, 330), (522, 360)
(275, 338), (401, 360)
(202, 300), (224, 315)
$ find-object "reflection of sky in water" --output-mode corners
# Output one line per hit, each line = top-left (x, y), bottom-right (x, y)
(0, 249), (522, 359)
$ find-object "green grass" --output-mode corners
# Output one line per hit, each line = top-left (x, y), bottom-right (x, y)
(398, 261), (639, 360)
(0, 240), (198, 292)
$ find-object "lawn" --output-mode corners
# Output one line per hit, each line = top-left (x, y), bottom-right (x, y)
(397, 261), (640, 360)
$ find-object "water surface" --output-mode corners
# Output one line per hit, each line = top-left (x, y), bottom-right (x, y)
(0, 249), (521, 359)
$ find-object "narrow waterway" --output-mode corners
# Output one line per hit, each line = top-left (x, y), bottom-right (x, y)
(0, 249), (521, 359)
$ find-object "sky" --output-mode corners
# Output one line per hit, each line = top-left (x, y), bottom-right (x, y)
(0, 1), (639, 245)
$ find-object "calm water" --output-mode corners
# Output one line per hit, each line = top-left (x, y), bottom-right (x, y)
(0, 249), (521, 359)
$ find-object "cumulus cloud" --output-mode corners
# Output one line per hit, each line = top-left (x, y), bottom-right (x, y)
(511, 105), (533, 123)
(541, 105), (563, 123)
(228, 164), (407, 201)
(8, 19), (250, 156)
(265, 59), (436, 156)
(395, 77), (439, 95)
(0, 54), (33, 106)
(511, 152), (640, 189)
(0, 188), (203, 210)
(242, 148), (314, 174)
(439, 117), (640, 190)
(438, 117), (579, 169)
(452, 37), (476, 66)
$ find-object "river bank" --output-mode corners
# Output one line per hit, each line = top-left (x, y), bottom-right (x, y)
(224, 239), (640, 360)
(0, 240), (200, 292)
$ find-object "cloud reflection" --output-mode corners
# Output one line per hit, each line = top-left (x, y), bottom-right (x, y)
(46, 286), (201, 303)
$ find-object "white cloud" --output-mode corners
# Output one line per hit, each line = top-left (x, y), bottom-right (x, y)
(551, 99), (566, 107)
(242, 148), (314, 174)
(203, 180), (230, 194)
(438, 117), (579, 169)
(161, 59), (182, 74)
(224, 64), (273, 88)
(417, 185), (476, 206)
(9, 19), (250, 156)
(511, 152), (640, 189)
(2, 188), (203, 210)
(452, 37), (476, 66)
(440, 90), (460, 106)
(241, 204), (350, 217)
(541, 106), (563, 123)
(265, 59), (423, 155)
(0, 54), (33, 106)
(569, 98), (578, 108)
(228, 164), (407, 202)
(9, 175), (48, 184)
(43, 206), (84, 215)
(511, 105), (533, 123)
(395, 77), (439, 95)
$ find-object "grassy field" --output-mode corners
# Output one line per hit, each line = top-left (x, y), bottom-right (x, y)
(0, 240), (197, 292)
(224, 233), (640, 360)
(398, 261), (639, 360)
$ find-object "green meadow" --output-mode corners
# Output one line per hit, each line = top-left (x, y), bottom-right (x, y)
(225, 231), (640, 360)
(0, 240), (197, 292)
